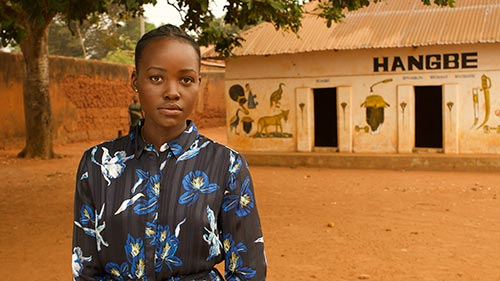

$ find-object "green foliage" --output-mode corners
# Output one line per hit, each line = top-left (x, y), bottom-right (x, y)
(103, 48), (135, 64)
(196, 17), (243, 57)
(0, 0), (156, 47)
(193, 0), (303, 56)
(0, 17), (21, 47)
(48, 20), (86, 57)
(84, 16), (155, 59)
(0, 0), (457, 57)
(48, 13), (155, 60)
(187, 0), (455, 56)
(422, 0), (455, 6)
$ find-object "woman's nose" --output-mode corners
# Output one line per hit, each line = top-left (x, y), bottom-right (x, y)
(163, 81), (181, 100)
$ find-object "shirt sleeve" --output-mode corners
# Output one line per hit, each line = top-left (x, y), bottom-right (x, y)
(220, 152), (267, 280)
(72, 150), (104, 280)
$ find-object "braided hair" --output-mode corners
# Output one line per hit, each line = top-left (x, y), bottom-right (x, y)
(134, 24), (201, 71)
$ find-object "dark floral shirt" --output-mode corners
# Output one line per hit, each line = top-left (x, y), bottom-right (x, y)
(72, 121), (266, 280)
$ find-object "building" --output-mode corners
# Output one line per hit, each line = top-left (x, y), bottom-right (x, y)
(222, 0), (500, 154)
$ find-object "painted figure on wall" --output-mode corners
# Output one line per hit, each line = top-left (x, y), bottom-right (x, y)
(229, 84), (250, 115)
(476, 74), (492, 130)
(245, 83), (258, 109)
(228, 82), (292, 138)
(229, 84), (252, 135)
(471, 87), (480, 127)
(229, 108), (242, 134)
(360, 79), (393, 134)
(469, 74), (499, 133)
(241, 116), (254, 134)
(270, 83), (285, 108)
(254, 110), (291, 138)
(361, 95), (390, 133)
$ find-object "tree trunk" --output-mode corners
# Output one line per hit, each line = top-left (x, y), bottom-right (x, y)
(18, 22), (55, 159)
(75, 22), (87, 58)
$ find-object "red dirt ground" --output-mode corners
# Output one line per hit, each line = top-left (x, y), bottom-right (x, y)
(1, 127), (500, 281)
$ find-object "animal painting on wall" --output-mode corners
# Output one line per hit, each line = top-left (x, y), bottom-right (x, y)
(228, 82), (292, 138)
(253, 110), (292, 138)
(270, 83), (285, 108)
(228, 84), (256, 135)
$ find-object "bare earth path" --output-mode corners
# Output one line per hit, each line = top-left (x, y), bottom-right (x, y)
(1, 127), (499, 281)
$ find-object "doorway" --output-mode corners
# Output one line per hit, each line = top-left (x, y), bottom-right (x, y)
(414, 86), (443, 149)
(313, 88), (338, 147)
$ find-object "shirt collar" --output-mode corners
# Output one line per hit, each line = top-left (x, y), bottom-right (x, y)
(133, 120), (200, 159)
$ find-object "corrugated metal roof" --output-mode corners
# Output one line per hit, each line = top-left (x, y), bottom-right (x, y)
(228, 0), (500, 56)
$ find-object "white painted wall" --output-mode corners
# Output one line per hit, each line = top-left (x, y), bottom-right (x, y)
(225, 43), (500, 154)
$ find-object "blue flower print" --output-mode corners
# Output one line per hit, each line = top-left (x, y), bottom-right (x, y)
(133, 173), (161, 215)
(145, 221), (158, 245)
(203, 205), (222, 261)
(125, 234), (146, 279)
(129, 130), (136, 140)
(176, 139), (211, 163)
(105, 262), (129, 280)
(223, 233), (248, 257)
(208, 270), (224, 281)
(72, 247), (92, 279)
(186, 124), (196, 135)
(154, 219), (186, 272)
(91, 146), (134, 186)
(114, 170), (160, 216)
(227, 151), (242, 191)
(145, 143), (157, 154)
(223, 234), (256, 281)
(168, 142), (183, 157)
(80, 171), (88, 180)
(179, 171), (220, 206)
(79, 205), (94, 226)
(222, 176), (255, 217)
(102, 234), (147, 280)
(74, 204), (109, 251)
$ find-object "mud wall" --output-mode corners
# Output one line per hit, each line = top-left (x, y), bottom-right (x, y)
(0, 52), (225, 150)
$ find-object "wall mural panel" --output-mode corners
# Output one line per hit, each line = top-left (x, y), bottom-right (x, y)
(358, 78), (393, 134)
(470, 74), (497, 133)
(226, 46), (500, 154)
(228, 83), (293, 138)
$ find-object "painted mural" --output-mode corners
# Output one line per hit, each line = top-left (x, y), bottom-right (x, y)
(358, 78), (393, 134)
(228, 84), (249, 135)
(270, 83), (285, 108)
(470, 74), (494, 132)
(228, 83), (292, 138)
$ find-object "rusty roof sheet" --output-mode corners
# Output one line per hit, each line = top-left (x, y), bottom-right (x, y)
(229, 0), (500, 56)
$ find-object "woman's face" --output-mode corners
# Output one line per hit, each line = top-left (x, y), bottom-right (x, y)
(132, 37), (200, 137)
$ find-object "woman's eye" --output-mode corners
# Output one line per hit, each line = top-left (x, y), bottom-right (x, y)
(180, 77), (195, 85)
(150, 75), (163, 83)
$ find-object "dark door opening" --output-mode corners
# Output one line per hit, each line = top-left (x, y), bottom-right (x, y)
(414, 86), (443, 149)
(313, 88), (338, 147)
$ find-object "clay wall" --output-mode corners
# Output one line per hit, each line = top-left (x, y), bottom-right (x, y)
(0, 52), (225, 150)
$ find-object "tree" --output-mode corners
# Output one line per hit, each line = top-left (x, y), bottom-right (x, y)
(49, 17), (87, 58)
(0, 0), (148, 159)
(48, 15), (155, 63)
(0, 0), (455, 159)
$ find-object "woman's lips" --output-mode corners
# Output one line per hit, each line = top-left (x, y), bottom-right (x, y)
(158, 104), (182, 116)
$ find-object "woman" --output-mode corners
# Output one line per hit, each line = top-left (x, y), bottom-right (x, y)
(72, 24), (266, 280)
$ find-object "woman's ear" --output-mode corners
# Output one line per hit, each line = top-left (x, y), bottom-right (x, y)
(131, 70), (138, 93)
